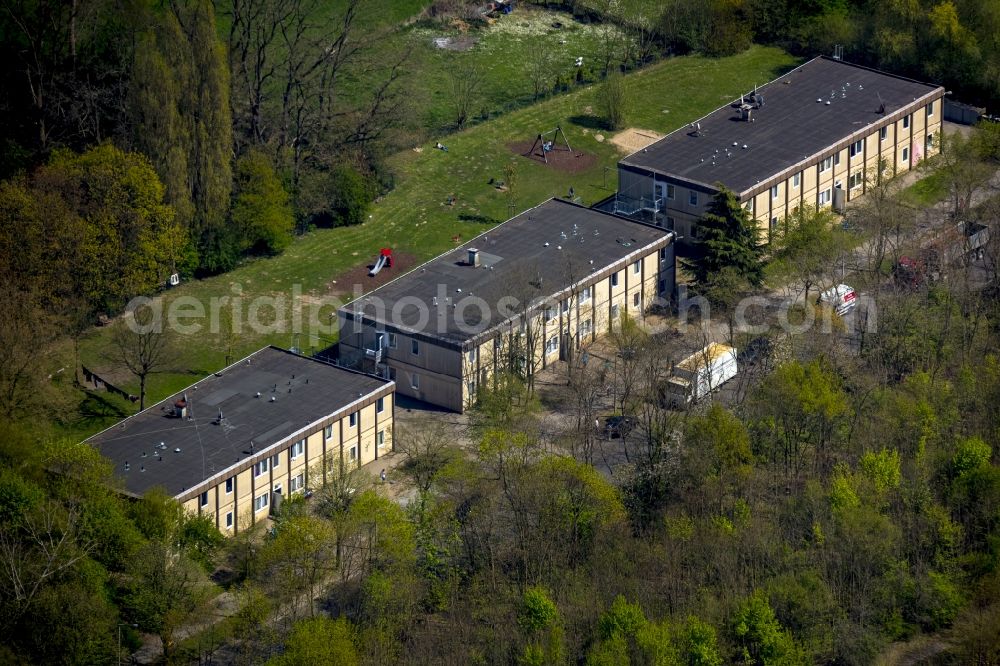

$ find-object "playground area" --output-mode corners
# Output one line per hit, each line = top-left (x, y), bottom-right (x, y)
(510, 140), (597, 172)
(328, 250), (419, 296)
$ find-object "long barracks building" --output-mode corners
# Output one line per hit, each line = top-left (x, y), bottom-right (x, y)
(614, 56), (945, 241)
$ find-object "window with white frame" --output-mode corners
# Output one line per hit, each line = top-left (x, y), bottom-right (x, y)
(632, 260), (641, 275)
(880, 126), (888, 142)
(411, 339), (419, 355)
(610, 303), (619, 320)
(902, 114), (910, 129)
(578, 286), (591, 305)
(926, 101), (934, 117)
(770, 217), (778, 233)
(376, 396), (385, 413)
(849, 171), (864, 189)
(200, 491), (208, 507)
(290, 473), (304, 493)
(818, 188), (832, 206)
(410, 373), (420, 390)
(666, 183), (675, 200)
(834, 152), (841, 166)
(225, 477), (233, 494)
(633, 292), (640, 307)
(467, 348), (477, 364)
(544, 305), (556, 321)
(561, 298), (569, 313)
(902, 146), (910, 163)
(273, 482), (282, 495)
(349, 446), (357, 461)
(324, 425), (333, 439)
(349, 411), (357, 427)
(849, 139), (863, 158)
(494, 337), (501, 352)
(387, 333), (397, 349)
(770, 184), (779, 199)
(226, 512), (233, 528)
(819, 156), (833, 172)
(688, 190), (698, 206)
(290, 439), (305, 459)
(580, 318), (593, 336)
(545, 335), (558, 355)
(792, 172), (800, 188)
(254, 492), (269, 513)
(377, 430), (386, 448)
(611, 272), (619, 287)
(253, 459), (269, 477)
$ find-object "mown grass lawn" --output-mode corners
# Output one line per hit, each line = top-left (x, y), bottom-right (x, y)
(900, 163), (951, 208)
(72, 45), (798, 437)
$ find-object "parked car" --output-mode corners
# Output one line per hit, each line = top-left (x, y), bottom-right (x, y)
(818, 284), (857, 316)
(604, 415), (637, 439)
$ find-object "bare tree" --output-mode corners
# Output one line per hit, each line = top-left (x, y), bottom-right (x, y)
(450, 63), (484, 129)
(108, 313), (173, 410)
(396, 420), (461, 494)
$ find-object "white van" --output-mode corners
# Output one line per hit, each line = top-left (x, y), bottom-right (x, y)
(818, 284), (857, 316)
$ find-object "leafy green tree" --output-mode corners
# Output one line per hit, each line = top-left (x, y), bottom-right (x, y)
(679, 616), (723, 666)
(599, 70), (630, 130)
(232, 150), (294, 255)
(519, 586), (564, 665)
(689, 187), (763, 289)
(731, 590), (803, 665)
(258, 514), (336, 617)
(268, 616), (358, 666)
(767, 206), (852, 302)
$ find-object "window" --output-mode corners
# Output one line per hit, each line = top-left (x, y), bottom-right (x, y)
(819, 156), (833, 173)
(834, 152), (841, 166)
(377, 430), (386, 448)
(410, 373), (420, 390)
(660, 247), (668, 260)
(410, 339), (419, 355)
(849, 139), (863, 158)
(903, 114), (910, 130)
(376, 396), (385, 413)
(818, 188), (832, 206)
(349, 411), (357, 427)
(926, 101), (934, 117)
(578, 286), (591, 305)
(226, 512), (233, 528)
(254, 492), (269, 513)
(324, 425), (333, 439)
(225, 477), (233, 494)
(493, 337), (501, 352)
(743, 199), (754, 215)
(633, 292), (641, 307)
(544, 305), (556, 321)
(770, 217), (779, 232)
(666, 183), (675, 200)
(902, 146), (910, 163)
(253, 459), (269, 478)
(610, 272), (619, 287)
(926, 133), (934, 151)
(792, 172), (800, 188)
(387, 333), (397, 349)
(200, 491), (208, 507)
(561, 298), (569, 314)
(770, 185), (779, 199)
(849, 171), (864, 189)
(273, 482), (282, 495)
(610, 304), (619, 320)
(466, 348), (477, 364)
(290, 473), (304, 493)
(388, 367), (397, 381)
(349, 446), (357, 462)
(666, 215), (676, 229)
(545, 335), (558, 355)
(271, 454), (279, 468)
(880, 126), (888, 142)
(580, 319), (593, 336)
(688, 191), (698, 206)
(290, 439), (304, 459)
(632, 260), (641, 275)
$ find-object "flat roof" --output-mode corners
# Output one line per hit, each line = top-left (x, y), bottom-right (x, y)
(85, 346), (392, 499)
(620, 56), (944, 195)
(339, 199), (671, 346)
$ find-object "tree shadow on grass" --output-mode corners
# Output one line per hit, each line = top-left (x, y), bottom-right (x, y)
(74, 390), (133, 430)
(458, 213), (500, 225)
(568, 114), (612, 132)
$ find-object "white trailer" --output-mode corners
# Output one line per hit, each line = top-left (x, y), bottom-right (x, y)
(662, 343), (738, 407)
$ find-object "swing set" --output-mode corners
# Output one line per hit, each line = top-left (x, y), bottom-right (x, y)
(525, 126), (572, 163)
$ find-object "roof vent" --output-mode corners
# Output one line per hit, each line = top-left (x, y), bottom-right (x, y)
(467, 248), (479, 266)
(826, 101), (831, 106)
(270, 395), (276, 402)
(174, 447), (181, 453)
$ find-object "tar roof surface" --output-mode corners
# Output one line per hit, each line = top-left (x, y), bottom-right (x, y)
(342, 199), (670, 345)
(621, 56), (943, 194)
(86, 346), (391, 498)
